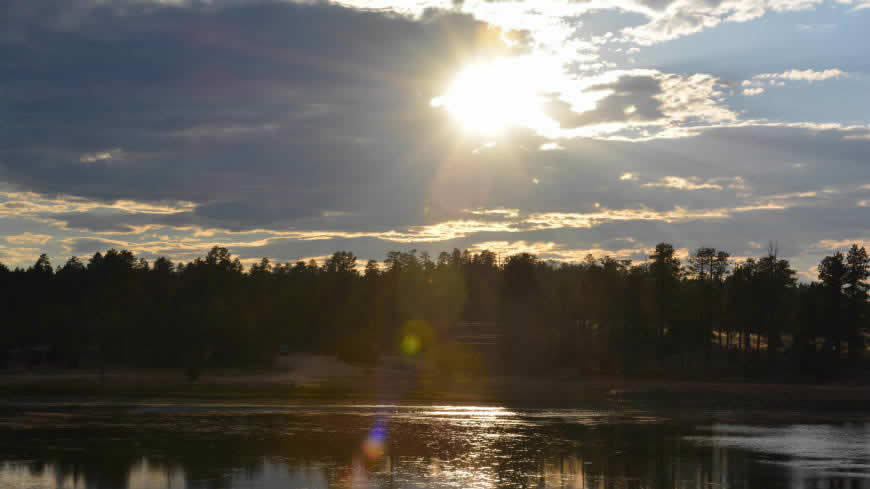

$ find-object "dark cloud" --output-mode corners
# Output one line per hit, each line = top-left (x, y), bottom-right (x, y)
(64, 237), (124, 256)
(0, 0), (530, 229)
(48, 213), (149, 233)
(34, 122), (870, 247)
(543, 74), (664, 128)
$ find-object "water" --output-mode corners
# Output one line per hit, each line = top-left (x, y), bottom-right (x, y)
(0, 402), (867, 488)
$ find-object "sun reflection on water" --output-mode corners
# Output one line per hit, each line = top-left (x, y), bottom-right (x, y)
(1, 404), (867, 489)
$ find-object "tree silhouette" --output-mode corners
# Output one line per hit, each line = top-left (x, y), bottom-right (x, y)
(844, 245), (869, 363)
(30, 253), (52, 275)
(819, 251), (848, 357)
(364, 259), (380, 280)
(0, 242), (866, 379)
(324, 251), (357, 274)
(649, 243), (681, 363)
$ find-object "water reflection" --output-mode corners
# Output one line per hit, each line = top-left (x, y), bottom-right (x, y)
(0, 404), (867, 489)
(691, 423), (870, 485)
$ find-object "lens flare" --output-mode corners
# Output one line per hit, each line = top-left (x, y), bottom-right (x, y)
(400, 335), (421, 355)
(362, 423), (387, 460)
(399, 319), (433, 356)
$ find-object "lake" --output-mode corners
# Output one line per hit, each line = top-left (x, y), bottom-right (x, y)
(0, 402), (867, 489)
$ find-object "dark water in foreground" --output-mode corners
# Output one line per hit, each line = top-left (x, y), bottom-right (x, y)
(0, 402), (867, 489)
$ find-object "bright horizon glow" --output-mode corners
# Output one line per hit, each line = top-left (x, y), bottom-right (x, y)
(431, 58), (559, 135)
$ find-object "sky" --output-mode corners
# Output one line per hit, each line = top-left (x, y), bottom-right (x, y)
(1, 0), (869, 279)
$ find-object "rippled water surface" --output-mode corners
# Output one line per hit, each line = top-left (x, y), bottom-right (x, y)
(0, 402), (867, 488)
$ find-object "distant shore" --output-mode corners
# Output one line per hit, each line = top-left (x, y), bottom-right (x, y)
(2, 368), (869, 409)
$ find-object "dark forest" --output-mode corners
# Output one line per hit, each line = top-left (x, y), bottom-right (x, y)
(2, 243), (868, 381)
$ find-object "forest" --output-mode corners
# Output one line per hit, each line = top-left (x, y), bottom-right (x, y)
(1, 242), (868, 381)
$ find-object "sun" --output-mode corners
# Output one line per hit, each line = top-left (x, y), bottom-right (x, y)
(431, 58), (555, 135)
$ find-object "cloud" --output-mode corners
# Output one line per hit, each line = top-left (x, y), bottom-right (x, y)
(545, 72), (665, 128)
(0, 1), (524, 230)
(5, 233), (52, 245)
(1, 121), (866, 248)
(465, 208), (521, 218)
(0, 190), (195, 220)
(642, 176), (724, 190)
(539, 142), (565, 151)
(468, 239), (647, 263)
(737, 68), (848, 101)
(5, 0), (862, 57)
(542, 69), (736, 140)
(0, 245), (43, 267)
(618, 0), (829, 44)
(754, 68), (847, 82)
(79, 148), (123, 164)
(338, 0), (863, 47)
(808, 237), (870, 253)
(523, 206), (730, 230)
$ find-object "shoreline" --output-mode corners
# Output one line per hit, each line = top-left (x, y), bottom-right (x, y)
(2, 369), (869, 408)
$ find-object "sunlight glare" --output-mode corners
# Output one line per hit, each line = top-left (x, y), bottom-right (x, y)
(431, 58), (557, 135)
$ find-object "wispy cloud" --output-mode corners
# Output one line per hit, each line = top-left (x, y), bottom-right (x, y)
(738, 68), (846, 99)
(468, 240), (647, 263)
(79, 148), (123, 164)
(0, 191), (196, 219)
(809, 237), (870, 252)
(539, 142), (565, 151)
(642, 176), (724, 191)
(5, 233), (52, 245)
(0, 245), (44, 267)
(524, 207), (731, 230)
(754, 68), (846, 82)
(465, 208), (521, 218)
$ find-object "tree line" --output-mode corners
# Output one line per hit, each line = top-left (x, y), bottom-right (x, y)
(1, 242), (867, 380)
